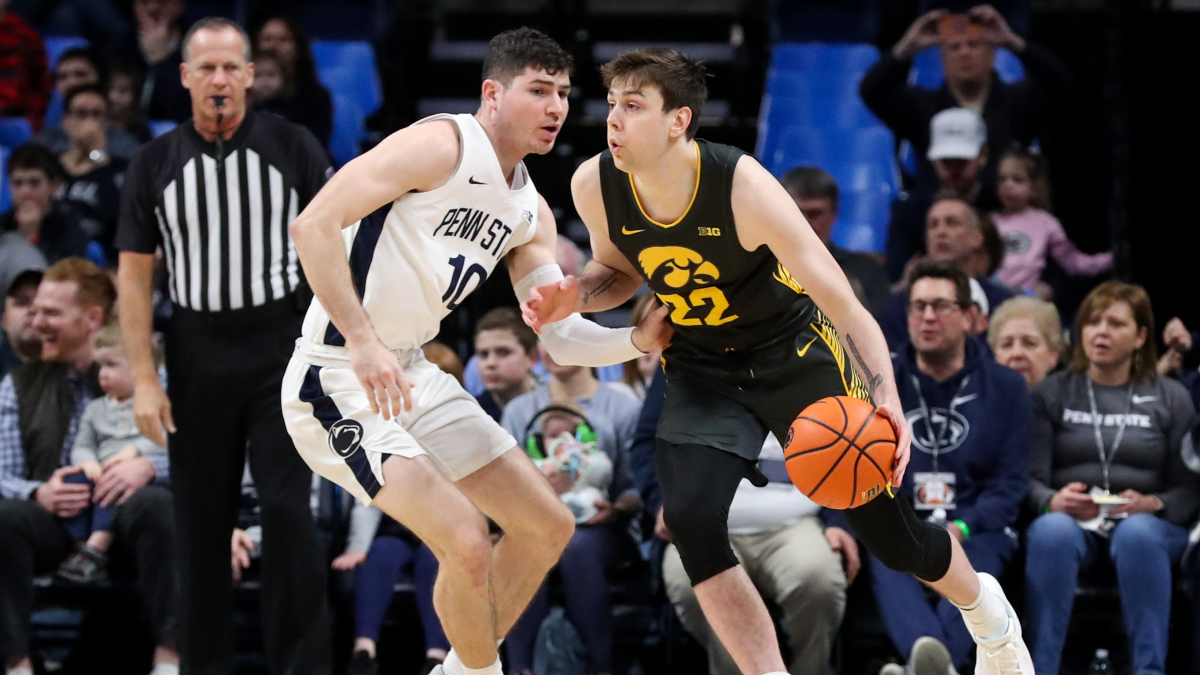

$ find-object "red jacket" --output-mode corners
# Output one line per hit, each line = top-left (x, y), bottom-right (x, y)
(0, 12), (50, 131)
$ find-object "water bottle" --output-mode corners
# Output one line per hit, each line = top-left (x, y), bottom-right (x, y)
(1089, 648), (1113, 674)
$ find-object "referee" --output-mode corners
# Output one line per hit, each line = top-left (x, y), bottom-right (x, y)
(116, 19), (332, 675)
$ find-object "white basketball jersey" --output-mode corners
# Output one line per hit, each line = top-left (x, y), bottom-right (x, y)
(298, 114), (539, 357)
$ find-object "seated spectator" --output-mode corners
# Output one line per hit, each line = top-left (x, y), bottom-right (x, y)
(107, 62), (153, 144)
(0, 243), (45, 376)
(781, 166), (890, 314)
(879, 196), (1016, 349)
(107, 0), (190, 123)
(1025, 281), (1199, 675)
(472, 306), (539, 422)
(873, 261), (1030, 674)
(1157, 317), (1199, 409)
(992, 148), (1111, 297)
(1, 144), (90, 264)
(0, 258), (178, 675)
(662, 432), (855, 675)
(57, 83), (129, 264)
(252, 16), (333, 149)
(0, 0), (50, 129)
(886, 108), (1001, 282)
(501, 347), (642, 675)
(34, 48), (143, 161)
(860, 4), (1070, 194)
(57, 322), (166, 583)
(987, 295), (1063, 389)
(615, 294), (662, 401)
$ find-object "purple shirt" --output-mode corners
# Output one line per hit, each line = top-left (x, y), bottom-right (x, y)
(993, 208), (1113, 290)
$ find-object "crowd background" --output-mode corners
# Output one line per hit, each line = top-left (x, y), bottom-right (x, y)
(2, 1), (1200, 675)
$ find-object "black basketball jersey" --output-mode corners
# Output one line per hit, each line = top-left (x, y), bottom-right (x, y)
(599, 139), (817, 357)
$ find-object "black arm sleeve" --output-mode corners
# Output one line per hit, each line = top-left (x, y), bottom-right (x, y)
(114, 148), (160, 254)
(630, 367), (667, 517)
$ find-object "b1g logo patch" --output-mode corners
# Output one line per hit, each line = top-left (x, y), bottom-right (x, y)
(328, 419), (365, 458)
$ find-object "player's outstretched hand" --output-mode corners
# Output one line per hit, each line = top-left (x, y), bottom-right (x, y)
(521, 276), (580, 333)
(631, 301), (674, 353)
(350, 337), (414, 420)
(876, 402), (911, 487)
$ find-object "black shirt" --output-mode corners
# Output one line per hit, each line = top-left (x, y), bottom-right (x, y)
(58, 159), (128, 265)
(116, 112), (331, 312)
(0, 203), (90, 264)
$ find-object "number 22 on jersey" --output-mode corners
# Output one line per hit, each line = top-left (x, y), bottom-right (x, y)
(656, 287), (738, 326)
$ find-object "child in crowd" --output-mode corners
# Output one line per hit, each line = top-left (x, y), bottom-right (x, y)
(531, 404), (613, 523)
(992, 148), (1112, 296)
(57, 323), (166, 583)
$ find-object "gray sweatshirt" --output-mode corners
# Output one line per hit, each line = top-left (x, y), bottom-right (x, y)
(70, 396), (166, 465)
(1030, 371), (1199, 525)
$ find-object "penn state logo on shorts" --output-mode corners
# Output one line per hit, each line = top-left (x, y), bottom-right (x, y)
(328, 419), (365, 458)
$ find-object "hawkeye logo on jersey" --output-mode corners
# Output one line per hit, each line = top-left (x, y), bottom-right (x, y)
(432, 207), (516, 260)
(698, 227), (721, 237)
(637, 246), (738, 327)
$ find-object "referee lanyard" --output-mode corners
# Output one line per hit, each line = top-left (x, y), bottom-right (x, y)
(1086, 378), (1134, 494)
(910, 375), (971, 475)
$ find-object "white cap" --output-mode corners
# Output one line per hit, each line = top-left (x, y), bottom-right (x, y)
(968, 277), (990, 315)
(927, 108), (987, 161)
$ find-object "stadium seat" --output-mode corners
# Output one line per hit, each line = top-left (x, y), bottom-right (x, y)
(836, 189), (893, 253)
(769, 43), (879, 80)
(909, 47), (1025, 89)
(43, 36), (88, 68)
(312, 41), (382, 117)
(329, 93), (365, 167)
(0, 146), (9, 213)
(769, 127), (896, 178)
(0, 118), (33, 148)
(149, 120), (178, 137)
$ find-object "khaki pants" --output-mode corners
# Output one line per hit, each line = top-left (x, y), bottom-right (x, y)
(663, 517), (847, 675)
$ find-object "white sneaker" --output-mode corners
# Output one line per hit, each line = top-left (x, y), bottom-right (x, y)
(971, 574), (1034, 675)
(910, 636), (958, 675)
(880, 664), (905, 675)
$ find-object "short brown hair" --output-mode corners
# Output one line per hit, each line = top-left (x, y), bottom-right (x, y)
(43, 257), (116, 321)
(482, 27), (573, 86)
(1070, 281), (1158, 381)
(475, 307), (537, 354)
(780, 166), (840, 213)
(908, 260), (972, 308)
(600, 48), (707, 139)
(94, 321), (164, 365)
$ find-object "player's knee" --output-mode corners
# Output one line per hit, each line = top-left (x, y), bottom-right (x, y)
(440, 523), (493, 582)
(662, 490), (737, 586)
(862, 521), (952, 583)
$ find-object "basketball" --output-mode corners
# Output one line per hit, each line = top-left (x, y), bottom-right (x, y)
(783, 396), (897, 510)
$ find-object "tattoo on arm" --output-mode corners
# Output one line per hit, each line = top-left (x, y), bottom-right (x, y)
(847, 334), (884, 394)
(581, 271), (619, 306)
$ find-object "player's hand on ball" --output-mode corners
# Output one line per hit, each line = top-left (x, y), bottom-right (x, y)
(876, 401), (911, 487)
(521, 276), (580, 333)
(350, 337), (414, 420)
(133, 378), (175, 447)
(632, 301), (674, 353)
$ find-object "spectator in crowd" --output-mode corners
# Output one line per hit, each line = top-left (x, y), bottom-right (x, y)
(1157, 316), (1199, 408)
(873, 261), (1031, 674)
(56, 322), (166, 583)
(886, 109), (1001, 282)
(987, 295), (1063, 389)
(662, 432), (855, 675)
(56, 83), (128, 264)
(615, 294), (662, 401)
(35, 48), (143, 161)
(0, 0), (51, 129)
(1, 143), (90, 264)
(473, 306), (539, 422)
(107, 63), (153, 143)
(992, 147), (1112, 297)
(252, 16), (333, 149)
(249, 49), (285, 106)
(6, 0), (129, 47)
(1025, 281), (1199, 675)
(780, 166), (890, 314)
(110, 0), (190, 122)
(860, 4), (1071, 194)
(501, 348), (642, 675)
(879, 196), (1016, 349)
(0, 258), (179, 675)
(0, 240), (45, 376)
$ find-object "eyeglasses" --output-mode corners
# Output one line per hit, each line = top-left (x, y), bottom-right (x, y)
(907, 299), (965, 316)
(67, 108), (106, 120)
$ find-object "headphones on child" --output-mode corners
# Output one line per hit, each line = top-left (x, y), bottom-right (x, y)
(522, 405), (598, 461)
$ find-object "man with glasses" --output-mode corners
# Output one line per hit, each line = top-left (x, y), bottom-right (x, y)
(56, 84), (127, 264)
(33, 48), (143, 161)
(873, 260), (1032, 675)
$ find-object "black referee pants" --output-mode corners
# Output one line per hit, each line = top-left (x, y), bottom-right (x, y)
(0, 485), (179, 660)
(166, 298), (331, 675)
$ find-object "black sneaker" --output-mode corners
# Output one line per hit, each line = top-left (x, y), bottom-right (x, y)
(419, 657), (444, 675)
(57, 545), (108, 584)
(347, 650), (378, 675)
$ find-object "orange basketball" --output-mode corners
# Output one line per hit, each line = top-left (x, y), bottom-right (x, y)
(783, 396), (896, 510)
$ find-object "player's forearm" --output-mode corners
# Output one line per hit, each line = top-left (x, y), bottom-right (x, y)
(289, 217), (376, 346)
(117, 252), (161, 387)
(575, 261), (642, 313)
(827, 304), (899, 405)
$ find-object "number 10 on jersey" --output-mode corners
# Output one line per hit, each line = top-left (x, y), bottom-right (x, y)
(442, 255), (488, 310)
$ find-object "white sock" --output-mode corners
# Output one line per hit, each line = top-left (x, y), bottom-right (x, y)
(7, 668), (33, 675)
(442, 649), (502, 675)
(149, 664), (180, 675)
(954, 573), (1010, 641)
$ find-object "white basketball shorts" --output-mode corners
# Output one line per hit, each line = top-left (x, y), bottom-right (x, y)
(281, 348), (516, 505)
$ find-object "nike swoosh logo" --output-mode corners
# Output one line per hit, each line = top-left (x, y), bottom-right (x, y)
(468, 176), (487, 185)
(796, 336), (819, 357)
(1132, 395), (1158, 405)
(951, 393), (978, 407)
(621, 226), (646, 235)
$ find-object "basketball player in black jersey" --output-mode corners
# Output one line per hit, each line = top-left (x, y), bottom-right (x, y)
(524, 49), (1033, 675)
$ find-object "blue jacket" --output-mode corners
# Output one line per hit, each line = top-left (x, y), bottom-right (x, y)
(892, 338), (1032, 535)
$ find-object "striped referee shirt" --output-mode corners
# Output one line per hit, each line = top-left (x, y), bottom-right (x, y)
(116, 112), (331, 312)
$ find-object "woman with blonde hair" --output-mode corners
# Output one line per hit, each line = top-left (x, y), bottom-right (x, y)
(987, 296), (1063, 389)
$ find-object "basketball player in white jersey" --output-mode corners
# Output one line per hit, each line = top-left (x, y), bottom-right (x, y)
(280, 28), (671, 675)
